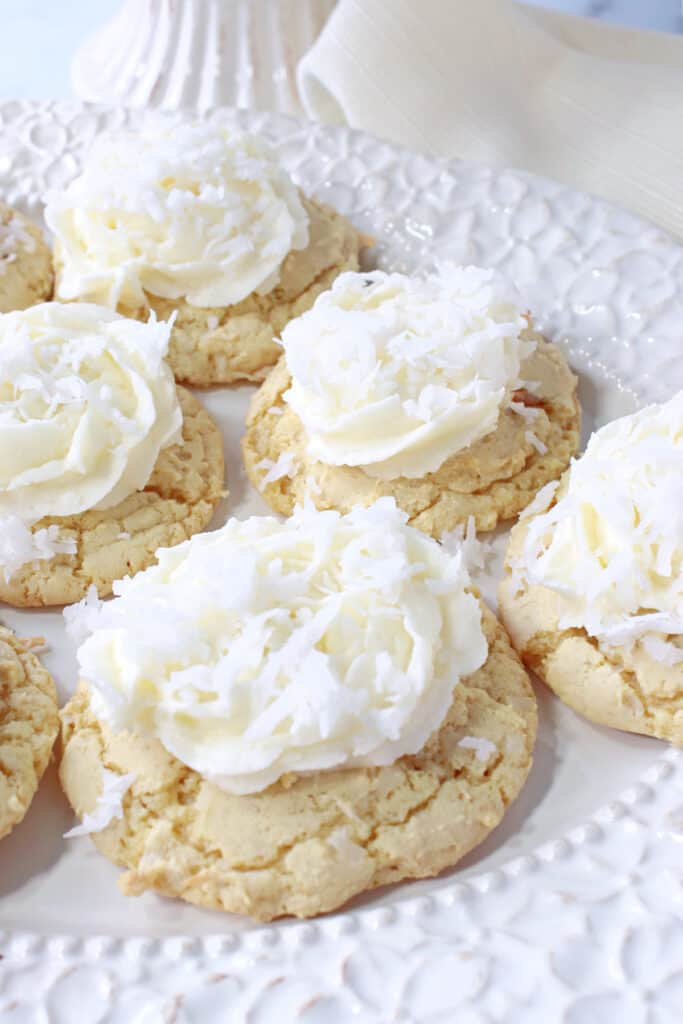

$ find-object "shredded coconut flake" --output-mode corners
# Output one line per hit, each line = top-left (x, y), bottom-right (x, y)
(268, 405), (284, 416)
(442, 516), (489, 573)
(640, 635), (683, 666)
(519, 480), (559, 521)
(64, 584), (104, 644)
(304, 475), (322, 498)
(206, 315), (219, 331)
(510, 400), (541, 421)
(458, 735), (497, 762)
(441, 516), (507, 610)
(256, 451), (298, 485)
(0, 516), (76, 582)
(525, 430), (548, 455)
(63, 769), (136, 837)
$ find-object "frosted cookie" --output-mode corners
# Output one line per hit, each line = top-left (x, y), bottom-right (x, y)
(0, 626), (58, 840)
(46, 123), (366, 387)
(59, 500), (536, 921)
(499, 393), (683, 744)
(0, 303), (224, 607)
(243, 267), (580, 536)
(0, 202), (53, 312)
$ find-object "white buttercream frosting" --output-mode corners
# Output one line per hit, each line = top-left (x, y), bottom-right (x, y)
(0, 302), (182, 523)
(517, 393), (683, 656)
(71, 499), (487, 795)
(280, 266), (533, 479)
(46, 122), (309, 310)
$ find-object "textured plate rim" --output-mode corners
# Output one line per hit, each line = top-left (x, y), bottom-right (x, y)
(1, 100), (682, 1021)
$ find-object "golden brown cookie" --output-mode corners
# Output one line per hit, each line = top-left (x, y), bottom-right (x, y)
(499, 491), (683, 745)
(0, 202), (53, 312)
(72, 197), (365, 388)
(242, 329), (580, 537)
(59, 607), (536, 921)
(0, 626), (59, 840)
(0, 388), (225, 608)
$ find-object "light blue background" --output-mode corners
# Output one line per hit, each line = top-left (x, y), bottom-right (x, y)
(529, 0), (682, 31)
(0, 0), (681, 101)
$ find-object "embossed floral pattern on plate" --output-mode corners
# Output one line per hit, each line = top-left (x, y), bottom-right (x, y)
(0, 101), (682, 1022)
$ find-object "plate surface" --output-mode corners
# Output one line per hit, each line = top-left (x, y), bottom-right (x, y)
(1, 100), (682, 1023)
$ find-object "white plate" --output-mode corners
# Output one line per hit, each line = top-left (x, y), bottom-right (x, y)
(1, 100), (682, 1023)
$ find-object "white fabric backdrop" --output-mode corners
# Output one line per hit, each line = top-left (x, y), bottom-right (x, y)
(298, 0), (683, 240)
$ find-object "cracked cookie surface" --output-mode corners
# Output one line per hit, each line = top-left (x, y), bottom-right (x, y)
(242, 329), (580, 537)
(499, 502), (683, 745)
(0, 626), (58, 840)
(58, 607), (536, 921)
(0, 388), (225, 608)
(0, 202), (53, 313)
(113, 197), (366, 388)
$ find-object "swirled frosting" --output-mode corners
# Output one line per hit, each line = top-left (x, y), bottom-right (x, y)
(280, 266), (533, 479)
(72, 499), (487, 794)
(0, 302), (182, 521)
(517, 393), (683, 655)
(46, 122), (309, 309)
